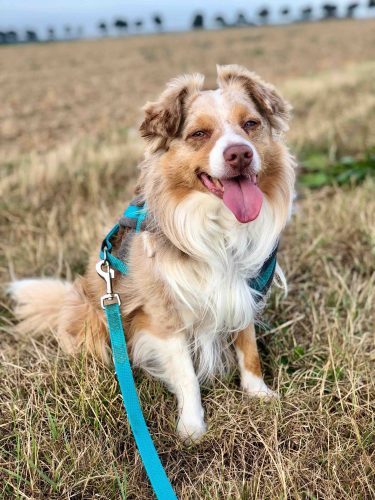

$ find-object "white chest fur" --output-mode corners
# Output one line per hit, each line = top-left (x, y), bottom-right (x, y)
(157, 192), (281, 380)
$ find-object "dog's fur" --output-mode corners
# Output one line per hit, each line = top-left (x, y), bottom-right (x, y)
(10, 65), (295, 441)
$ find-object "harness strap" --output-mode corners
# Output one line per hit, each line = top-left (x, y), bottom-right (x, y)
(100, 224), (129, 275)
(248, 243), (278, 299)
(99, 201), (147, 275)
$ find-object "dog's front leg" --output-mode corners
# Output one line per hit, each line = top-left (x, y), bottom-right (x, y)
(132, 331), (206, 442)
(235, 324), (277, 398)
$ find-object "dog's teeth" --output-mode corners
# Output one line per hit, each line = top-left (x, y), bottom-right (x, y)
(212, 177), (223, 190)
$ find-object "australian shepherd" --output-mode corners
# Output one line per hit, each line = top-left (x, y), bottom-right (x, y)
(10, 65), (295, 441)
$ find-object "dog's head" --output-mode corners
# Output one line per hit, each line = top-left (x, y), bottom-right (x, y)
(140, 64), (293, 225)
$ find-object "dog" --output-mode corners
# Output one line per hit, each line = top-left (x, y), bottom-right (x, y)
(10, 65), (295, 442)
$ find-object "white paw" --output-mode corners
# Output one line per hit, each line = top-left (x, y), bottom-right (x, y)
(243, 385), (279, 399)
(241, 372), (279, 399)
(177, 413), (207, 443)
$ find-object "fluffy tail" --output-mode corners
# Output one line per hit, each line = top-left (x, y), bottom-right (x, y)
(9, 279), (72, 334)
(8, 278), (110, 362)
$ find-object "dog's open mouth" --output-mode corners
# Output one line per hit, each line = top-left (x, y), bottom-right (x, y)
(198, 172), (263, 223)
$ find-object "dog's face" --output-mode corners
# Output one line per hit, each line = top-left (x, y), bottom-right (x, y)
(140, 65), (292, 224)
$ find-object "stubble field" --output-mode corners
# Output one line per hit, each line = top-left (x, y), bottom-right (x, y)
(0, 19), (374, 499)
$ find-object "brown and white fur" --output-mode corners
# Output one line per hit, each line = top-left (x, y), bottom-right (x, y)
(10, 65), (295, 442)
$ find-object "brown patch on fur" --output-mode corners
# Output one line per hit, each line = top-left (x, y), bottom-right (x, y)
(125, 236), (184, 340)
(140, 73), (204, 151)
(229, 102), (259, 127)
(235, 325), (262, 377)
(129, 308), (151, 334)
(161, 143), (211, 194)
(258, 140), (296, 229)
(184, 113), (217, 140)
(57, 276), (109, 363)
(217, 64), (291, 133)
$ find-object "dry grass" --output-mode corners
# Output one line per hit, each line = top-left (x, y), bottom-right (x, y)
(1, 19), (375, 499)
(1, 19), (375, 159)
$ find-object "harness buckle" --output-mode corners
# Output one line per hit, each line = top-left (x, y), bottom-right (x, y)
(96, 258), (121, 309)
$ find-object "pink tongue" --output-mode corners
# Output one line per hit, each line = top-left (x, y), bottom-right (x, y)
(221, 177), (263, 223)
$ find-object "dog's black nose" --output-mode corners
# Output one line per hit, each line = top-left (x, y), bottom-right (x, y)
(224, 144), (253, 170)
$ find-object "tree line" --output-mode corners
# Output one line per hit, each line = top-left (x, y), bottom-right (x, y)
(1, 2), (374, 44)
(199, 1), (375, 28)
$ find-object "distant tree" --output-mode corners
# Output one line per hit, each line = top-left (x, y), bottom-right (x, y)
(6, 30), (18, 43)
(368, 0), (375, 7)
(301, 6), (313, 21)
(114, 18), (128, 35)
(98, 21), (108, 36)
(64, 25), (72, 38)
(280, 6), (290, 17)
(192, 13), (205, 29)
(346, 2), (359, 17)
(25, 30), (38, 42)
(47, 27), (55, 41)
(236, 12), (248, 26)
(134, 19), (143, 31)
(258, 7), (270, 24)
(215, 15), (228, 28)
(0, 31), (6, 44)
(322, 4), (338, 19)
(152, 14), (163, 32)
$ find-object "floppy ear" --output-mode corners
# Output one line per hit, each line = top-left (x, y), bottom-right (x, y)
(217, 64), (291, 133)
(140, 73), (204, 150)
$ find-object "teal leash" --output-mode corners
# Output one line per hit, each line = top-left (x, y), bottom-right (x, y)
(96, 203), (177, 500)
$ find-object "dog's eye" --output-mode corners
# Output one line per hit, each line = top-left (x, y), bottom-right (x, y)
(191, 130), (207, 138)
(243, 120), (259, 130)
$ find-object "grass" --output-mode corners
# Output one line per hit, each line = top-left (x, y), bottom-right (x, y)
(299, 150), (375, 188)
(1, 19), (375, 499)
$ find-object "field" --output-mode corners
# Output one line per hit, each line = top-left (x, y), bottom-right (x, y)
(1, 19), (375, 499)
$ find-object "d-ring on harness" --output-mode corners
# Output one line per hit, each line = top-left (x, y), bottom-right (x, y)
(96, 199), (278, 499)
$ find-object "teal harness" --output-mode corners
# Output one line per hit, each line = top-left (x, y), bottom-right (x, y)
(96, 199), (278, 499)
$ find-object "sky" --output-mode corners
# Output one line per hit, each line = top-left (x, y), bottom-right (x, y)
(0, 0), (373, 38)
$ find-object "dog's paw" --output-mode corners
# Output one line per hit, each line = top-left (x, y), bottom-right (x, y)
(177, 413), (207, 443)
(241, 372), (279, 399)
(244, 385), (279, 400)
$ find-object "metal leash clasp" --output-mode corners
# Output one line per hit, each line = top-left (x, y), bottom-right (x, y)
(96, 249), (121, 309)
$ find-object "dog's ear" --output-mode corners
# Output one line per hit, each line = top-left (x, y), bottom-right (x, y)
(217, 64), (291, 133)
(140, 73), (204, 150)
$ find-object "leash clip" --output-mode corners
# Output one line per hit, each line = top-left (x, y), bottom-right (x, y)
(96, 257), (121, 309)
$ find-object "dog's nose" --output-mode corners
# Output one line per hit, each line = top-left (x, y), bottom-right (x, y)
(223, 144), (253, 170)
